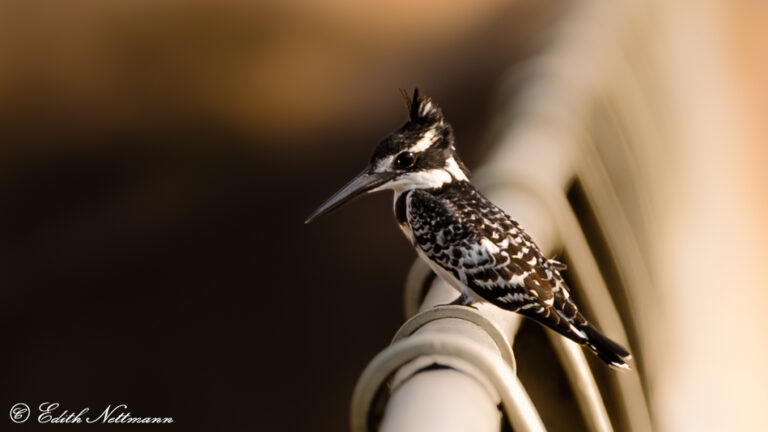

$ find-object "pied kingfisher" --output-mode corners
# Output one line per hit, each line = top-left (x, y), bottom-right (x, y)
(306, 89), (631, 369)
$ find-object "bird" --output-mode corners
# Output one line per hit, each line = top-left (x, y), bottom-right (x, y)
(306, 89), (631, 369)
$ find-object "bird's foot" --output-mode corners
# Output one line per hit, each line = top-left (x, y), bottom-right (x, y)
(437, 293), (478, 310)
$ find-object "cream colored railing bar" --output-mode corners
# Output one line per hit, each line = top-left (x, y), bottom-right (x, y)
(392, 305), (517, 369)
(350, 299), (544, 432)
(351, 335), (544, 432)
(548, 334), (614, 432)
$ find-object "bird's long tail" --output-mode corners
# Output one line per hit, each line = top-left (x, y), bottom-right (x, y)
(518, 305), (632, 370)
(581, 323), (632, 370)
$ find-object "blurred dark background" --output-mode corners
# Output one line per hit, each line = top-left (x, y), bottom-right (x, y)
(0, 0), (563, 430)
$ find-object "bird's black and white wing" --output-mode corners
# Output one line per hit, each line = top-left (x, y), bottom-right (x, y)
(405, 183), (631, 368)
(406, 185), (587, 341)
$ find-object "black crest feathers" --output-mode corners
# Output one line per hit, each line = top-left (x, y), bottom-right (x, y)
(402, 88), (443, 124)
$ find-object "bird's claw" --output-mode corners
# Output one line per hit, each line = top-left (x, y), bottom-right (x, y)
(437, 294), (477, 309)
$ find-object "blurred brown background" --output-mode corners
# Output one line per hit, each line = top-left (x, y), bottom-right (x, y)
(0, 0), (563, 430)
(5, 0), (768, 430)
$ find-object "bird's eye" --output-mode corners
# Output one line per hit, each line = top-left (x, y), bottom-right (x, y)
(395, 152), (415, 169)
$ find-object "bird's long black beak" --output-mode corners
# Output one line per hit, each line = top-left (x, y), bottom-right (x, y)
(305, 166), (397, 224)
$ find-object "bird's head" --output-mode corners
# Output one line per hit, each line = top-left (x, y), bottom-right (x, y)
(306, 89), (469, 223)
